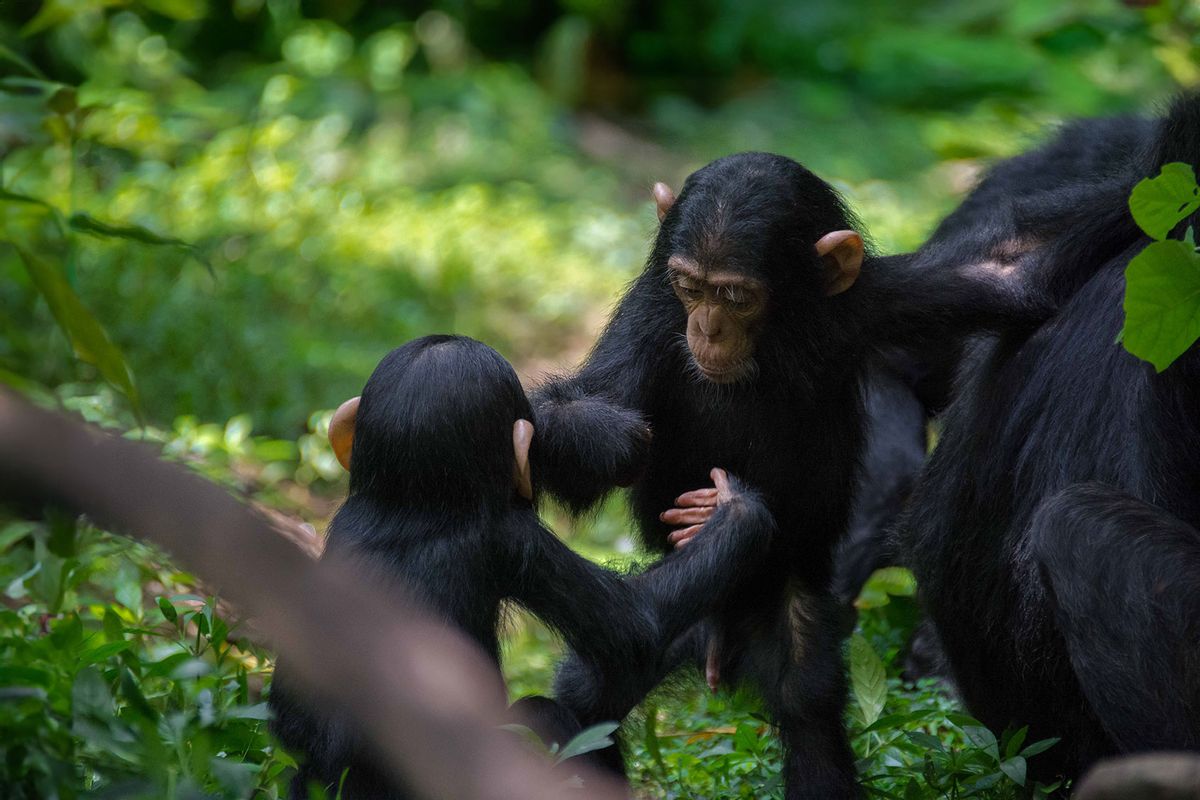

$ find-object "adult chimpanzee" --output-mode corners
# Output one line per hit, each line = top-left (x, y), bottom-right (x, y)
(268, 335), (775, 799)
(532, 153), (1040, 799)
(899, 96), (1200, 786)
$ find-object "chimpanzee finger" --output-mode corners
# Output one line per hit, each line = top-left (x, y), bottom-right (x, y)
(668, 524), (704, 547)
(711, 468), (733, 503)
(660, 507), (714, 525)
(674, 487), (719, 507)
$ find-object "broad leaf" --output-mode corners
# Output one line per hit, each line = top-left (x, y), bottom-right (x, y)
(14, 246), (140, 410)
(1129, 162), (1200, 241)
(962, 724), (1000, 761)
(555, 721), (619, 763)
(1122, 239), (1200, 372)
(850, 633), (887, 727)
(999, 755), (1027, 786)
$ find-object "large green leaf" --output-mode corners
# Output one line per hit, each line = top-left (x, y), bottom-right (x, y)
(849, 633), (887, 727)
(1122, 239), (1200, 372)
(14, 245), (140, 409)
(1129, 162), (1200, 241)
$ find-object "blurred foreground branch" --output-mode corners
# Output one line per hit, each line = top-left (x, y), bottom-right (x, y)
(0, 389), (626, 800)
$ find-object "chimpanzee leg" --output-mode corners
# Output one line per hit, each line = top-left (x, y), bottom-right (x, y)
(1030, 483), (1200, 751)
(747, 589), (860, 800)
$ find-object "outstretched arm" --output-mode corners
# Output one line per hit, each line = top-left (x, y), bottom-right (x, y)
(531, 270), (679, 513)
(501, 507), (658, 671)
(517, 471), (774, 724)
(630, 469), (775, 643)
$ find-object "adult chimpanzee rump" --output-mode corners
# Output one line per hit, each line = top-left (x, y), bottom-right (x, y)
(899, 96), (1200, 785)
(533, 154), (1040, 799)
(269, 335), (775, 799)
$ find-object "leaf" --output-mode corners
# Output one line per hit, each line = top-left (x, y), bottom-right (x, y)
(1121, 239), (1200, 372)
(71, 667), (114, 719)
(0, 43), (47, 79)
(1019, 737), (1060, 758)
(499, 723), (551, 751)
(555, 721), (619, 764)
(79, 640), (133, 665)
(907, 732), (945, 752)
(157, 596), (178, 623)
(999, 755), (1027, 786)
(1004, 726), (1028, 759)
(961, 725), (1000, 761)
(226, 702), (271, 720)
(850, 633), (887, 727)
(642, 704), (668, 775)
(67, 213), (213, 276)
(119, 667), (159, 721)
(0, 665), (53, 687)
(1129, 162), (1200, 241)
(68, 211), (190, 248)
(13, 246), (140, 410)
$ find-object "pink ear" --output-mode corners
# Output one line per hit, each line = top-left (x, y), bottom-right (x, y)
(814, 230), (864, 296)
(653, 182), (677, 222)
(329, 396), (360, 471)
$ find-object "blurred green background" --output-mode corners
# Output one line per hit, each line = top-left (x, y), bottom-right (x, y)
(1, 1), (1196, 798)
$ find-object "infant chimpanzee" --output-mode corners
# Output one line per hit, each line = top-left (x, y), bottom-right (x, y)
(269, 335), (774, 799)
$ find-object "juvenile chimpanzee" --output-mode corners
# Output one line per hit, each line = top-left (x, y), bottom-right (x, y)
(898, 96), (1200, 786)
(268, 335), (775, 799)
(533, 154), (1039, 799)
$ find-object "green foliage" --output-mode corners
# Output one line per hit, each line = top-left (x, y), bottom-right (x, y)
(1122, 162), (1200, 371)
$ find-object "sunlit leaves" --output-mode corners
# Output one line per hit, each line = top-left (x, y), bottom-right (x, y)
(1122, 240), (1200, 372)
(1129, 162), (1200, 241)
(1121, 162), (1200, 372)
(850, 633), (887, 727)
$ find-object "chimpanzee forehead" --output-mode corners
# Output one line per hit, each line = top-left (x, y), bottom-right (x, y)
(664, 154), (849, 279)
(667, 184), (795, 277)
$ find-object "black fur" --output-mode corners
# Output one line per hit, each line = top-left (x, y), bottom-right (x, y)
(533, 153), (1031, 799)
(900, 95), (1200, 786)
(268, 335), (776, 798)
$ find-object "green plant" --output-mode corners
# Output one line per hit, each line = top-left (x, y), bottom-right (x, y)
(1121, 161), (1200, 371)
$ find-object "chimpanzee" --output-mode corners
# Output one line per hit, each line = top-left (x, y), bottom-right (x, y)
(898, 96), (1200, 785)
(268, 335), (776, 799)
(532, 153), (1041, 799)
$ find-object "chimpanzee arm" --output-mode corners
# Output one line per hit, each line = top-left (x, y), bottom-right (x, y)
(531, 270), (680, 513)
(504, 477), (775, 724)
(856, 252), (1053, 349)
(504, 479), (772, 661)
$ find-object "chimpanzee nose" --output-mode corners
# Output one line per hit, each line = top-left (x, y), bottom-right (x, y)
(699, 307), (723, 338)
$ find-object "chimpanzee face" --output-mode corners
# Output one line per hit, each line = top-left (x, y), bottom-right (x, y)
(667, 254), (767, 384)
(652, 168), (863, 385)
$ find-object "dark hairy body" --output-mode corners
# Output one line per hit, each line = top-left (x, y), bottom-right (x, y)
(533, 153), (1038, 798)
(269, 335), (775, 799)
(901, 97), (1200, 784)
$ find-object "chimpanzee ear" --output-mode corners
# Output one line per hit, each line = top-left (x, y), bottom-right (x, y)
(814, 230), (864, 296)
(329, 396), (360, 471)
(653, 182), (677, 222)
(512, 419), (534, 500)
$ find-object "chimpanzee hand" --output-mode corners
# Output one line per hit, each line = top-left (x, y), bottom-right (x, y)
(659, 468), (734, 547)
(531, 389), (652, 512)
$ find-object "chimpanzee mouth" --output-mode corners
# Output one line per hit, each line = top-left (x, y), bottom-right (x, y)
(695, 359), (756, 385)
